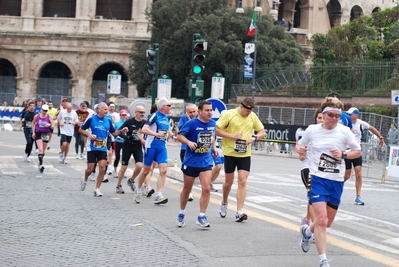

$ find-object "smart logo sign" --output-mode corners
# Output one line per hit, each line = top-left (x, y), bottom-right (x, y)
(263, 124), (307, 143)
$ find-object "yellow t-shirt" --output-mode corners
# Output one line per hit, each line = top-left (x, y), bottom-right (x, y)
(47, 107), (57, 120)
(216, 108), (264, 157)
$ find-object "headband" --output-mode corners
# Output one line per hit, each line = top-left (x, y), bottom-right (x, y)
(322, 107), (342, 113)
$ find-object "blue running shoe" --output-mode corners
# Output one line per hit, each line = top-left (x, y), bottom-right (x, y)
(196, 215), (210, 228)
(177, 213), (185, 227)
(320, 259), (330, 267)
(354, 196), (365, 205)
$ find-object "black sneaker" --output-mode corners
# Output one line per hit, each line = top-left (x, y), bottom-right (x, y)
(127, 178), (136, 192)
(102, 178), (109, 183)
(39, 165), (45, 173)
(235, 213), (248, 222)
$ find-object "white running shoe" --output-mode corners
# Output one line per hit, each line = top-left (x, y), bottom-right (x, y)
(35, 149), (38, 154)
(80, 153), (86, 159)
(188, 192), (194, 202)
(94, 188), (103, 197)
(107, 165), (112, 175)
(80, 180), (87, 191)
(59, 153), (63, 162)
(112, 170), (118, 178)
(89, 173), (96, 181)
(75, 154), (79, 159)
(219, 202), (228, 218)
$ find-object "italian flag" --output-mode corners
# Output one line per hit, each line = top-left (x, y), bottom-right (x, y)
(247, 12), (257, 37)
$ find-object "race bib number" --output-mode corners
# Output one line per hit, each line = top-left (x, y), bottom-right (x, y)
(318, 153), (341, 173)
(156, 131), (168, 141)
(195, 132), (212, 153)
(93, 138), (106, 148)
(41, 133), (50, 141)
(234, 139), (248, 154)
(39, 121), (47, 127)
(26, 121), (32, 128)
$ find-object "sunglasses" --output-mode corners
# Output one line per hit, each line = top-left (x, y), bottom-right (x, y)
(165, 104), (172, 107)
(121, 114), (128, 116)
(42, 110), (48, 112)
(241, 102), (253, 110)
(137, 111), (145, 114)
(326, 112), (340, 119)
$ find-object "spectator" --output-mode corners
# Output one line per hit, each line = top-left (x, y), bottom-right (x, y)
(387, 123), (398, 161)
(13, 97), (18, 106)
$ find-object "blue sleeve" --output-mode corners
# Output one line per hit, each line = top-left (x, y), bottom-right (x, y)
(146, 113), (157, 126)
(178, 115), (188, 129)
(178, 119), (191, 137)
(81, 117), (92, 130)
(108, 118), (116, 133)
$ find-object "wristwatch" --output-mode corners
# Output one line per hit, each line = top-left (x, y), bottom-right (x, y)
(342, 151), (347, 159)
(252, 135), (257, 140)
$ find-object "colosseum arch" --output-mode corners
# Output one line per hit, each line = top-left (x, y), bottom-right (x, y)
(91, 62), (129, 99)
(35, 61), (75, 103)
(350, 5), (363, 21)
(0, 58), (19, 104)
(327, 0), (342, 28)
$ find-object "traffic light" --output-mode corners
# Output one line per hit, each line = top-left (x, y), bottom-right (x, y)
(147, 43), (159, 82)
(191, 34), (206, 78)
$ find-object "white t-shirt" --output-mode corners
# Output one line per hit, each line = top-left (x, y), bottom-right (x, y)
(58, 110), (79, 136)
(298, 123), (361, 182)
(352, 119), (370, 144)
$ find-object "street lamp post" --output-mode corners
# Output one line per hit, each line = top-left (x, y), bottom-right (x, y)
(237, 1), (263, 102)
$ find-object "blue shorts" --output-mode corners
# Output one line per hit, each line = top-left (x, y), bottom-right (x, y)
(308, 175), (344, 210)
(213, 155), (224, 165)
(143, 147), (168, 166)
(181, 165), (212, 178)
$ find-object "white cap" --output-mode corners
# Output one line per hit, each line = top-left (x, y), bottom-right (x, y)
(42, 104), (49, 111)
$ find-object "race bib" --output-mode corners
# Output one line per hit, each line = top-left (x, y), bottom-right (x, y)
(195, 132), (212, 153)
(156, 131), (168, 141)
(26, 121), (32, 128)
(318, 153), (341, 173)
(93, 138), (106, 148)
(41, 133), (50, 141)
(234, 139), (248, 154)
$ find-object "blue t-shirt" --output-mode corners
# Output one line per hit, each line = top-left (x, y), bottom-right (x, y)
(114, 119), (125, 143)
(81, 115), (115, 152)
(178, 118), (216, 168)
(145, 111), (170, 149)
(178, 114), (189, 151)
(34, 105), (42, 114)
(340, 113), (353, 129)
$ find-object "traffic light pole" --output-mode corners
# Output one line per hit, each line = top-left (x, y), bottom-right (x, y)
(191, 77), (196, 103)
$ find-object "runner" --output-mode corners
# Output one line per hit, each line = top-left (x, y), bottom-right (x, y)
(31, 104), (54, 173)
(79, 102), (128, 197)
(20, 101), (35, 162)
(58, 103), (79, 164)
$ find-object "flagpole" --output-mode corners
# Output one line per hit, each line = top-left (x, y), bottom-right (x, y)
(252, 16), (258, 102)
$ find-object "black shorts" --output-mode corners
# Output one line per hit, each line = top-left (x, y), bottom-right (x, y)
(345, 156), (362, 170)
(224, 155), (251, 174)
(181, 165), (212, 178)
(300, 168), (311, 193)
(87, 151), (107, 163)
(121, 144), (143, 165)
(61, 134), (72, 144)
(106, 135), (112, 150)
(35, 132), (51, 143)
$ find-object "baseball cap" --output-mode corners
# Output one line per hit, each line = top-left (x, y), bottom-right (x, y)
(120, 109), (128, 115)
(80, 102), (87, 107)
(36, 97), (42, 101)
(347, 107), (360, 115)
(42, 104), (49, 111)
(62, 97), (68, 102)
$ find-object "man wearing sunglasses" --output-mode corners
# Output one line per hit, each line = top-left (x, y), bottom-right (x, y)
(115, 106), (146, 194)
(134, 97), (173, 205)
(216, 97), (266, 222)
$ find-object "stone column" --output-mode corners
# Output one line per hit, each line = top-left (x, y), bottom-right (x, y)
(21, 0), (35, 31)
(76, 0), (91, 33)
(19, 50), (32, 97)
(135, 0), (150, 38)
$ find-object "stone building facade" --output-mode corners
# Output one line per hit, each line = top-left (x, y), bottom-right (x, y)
(0, 0), (397, 106)
(0, 0), (151, 106)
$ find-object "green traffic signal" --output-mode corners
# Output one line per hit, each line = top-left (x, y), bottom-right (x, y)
(193, 65), (203, 75)
(191, 34), (206, 78)
(147, 43), (159, 82)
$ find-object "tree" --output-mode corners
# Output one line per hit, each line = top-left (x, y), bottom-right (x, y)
(127, 0), (304, 99)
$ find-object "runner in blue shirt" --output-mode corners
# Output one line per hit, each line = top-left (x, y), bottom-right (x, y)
(78, 102), (128, 197)
(176, 100), (218, 228)
(134, 97), (173, 205)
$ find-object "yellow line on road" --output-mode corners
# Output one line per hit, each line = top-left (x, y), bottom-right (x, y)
(165, 180), (399, 267)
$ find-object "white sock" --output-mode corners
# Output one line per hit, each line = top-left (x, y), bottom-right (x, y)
(199, 212), (205, 217)
(319, 254), (327, 263)
(179, 210), (185, 215)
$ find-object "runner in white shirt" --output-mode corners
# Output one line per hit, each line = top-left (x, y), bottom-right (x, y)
(344, 107), (384, 205)
(58, 103), (79, 164)
(296, 97), (361, 267)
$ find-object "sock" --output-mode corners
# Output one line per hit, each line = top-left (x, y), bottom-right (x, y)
(237, 209), (243, 215)
(199, 212), (205, 217)
(38, 154), (43, 165)
(156, 192), (161, 197)
(319, 254), (327, 263)
(179, 210), (185, 215)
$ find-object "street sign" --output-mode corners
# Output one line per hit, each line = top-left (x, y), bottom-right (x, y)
(391, 90), (399, 105)
(211, 73), (225, 99)
(157, 75), (172, 100)
(207, 98), (227, 121)
(107, 70), (121, 94)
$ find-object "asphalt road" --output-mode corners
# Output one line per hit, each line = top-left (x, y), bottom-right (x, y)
(1, 130), (399, 267)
